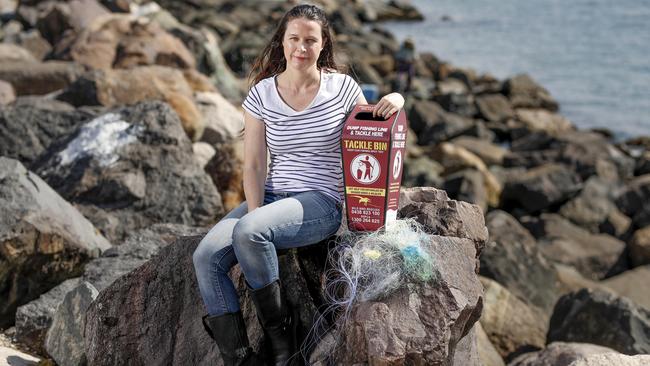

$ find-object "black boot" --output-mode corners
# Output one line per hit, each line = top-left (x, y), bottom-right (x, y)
(202, 311), (255, 366)
(250, 280), (295, 366)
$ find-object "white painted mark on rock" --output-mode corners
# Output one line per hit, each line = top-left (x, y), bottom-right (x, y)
(58, 113), (140, 167)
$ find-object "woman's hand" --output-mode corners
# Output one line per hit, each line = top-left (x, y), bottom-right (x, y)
(372, 92), (404, 118)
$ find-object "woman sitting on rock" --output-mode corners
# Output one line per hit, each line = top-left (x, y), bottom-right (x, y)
(192, 4), (404, 365)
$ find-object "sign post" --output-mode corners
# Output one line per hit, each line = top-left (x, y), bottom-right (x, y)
(341, 105), (408, 232)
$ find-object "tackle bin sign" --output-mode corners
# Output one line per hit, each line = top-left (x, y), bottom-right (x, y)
(341, 104), (408, 231)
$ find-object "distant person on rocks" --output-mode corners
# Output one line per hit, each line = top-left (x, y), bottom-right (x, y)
(394, 37), (416, 92)
(192, 4), (404, 366)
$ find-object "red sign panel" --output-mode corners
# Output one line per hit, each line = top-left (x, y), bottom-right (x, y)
(341, 105), (408, 231)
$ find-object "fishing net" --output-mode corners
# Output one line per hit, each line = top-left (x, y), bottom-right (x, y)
(300, 218), (439, 363)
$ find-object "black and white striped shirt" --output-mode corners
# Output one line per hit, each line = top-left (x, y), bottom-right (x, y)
(242, 71), (362, 202)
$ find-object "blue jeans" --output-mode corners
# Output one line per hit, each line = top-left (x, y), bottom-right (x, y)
(193, 190), (342, 316)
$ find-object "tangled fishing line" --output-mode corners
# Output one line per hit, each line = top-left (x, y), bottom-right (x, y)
(298, 218), (440, 363)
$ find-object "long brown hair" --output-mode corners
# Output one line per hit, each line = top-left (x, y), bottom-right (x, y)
(248, 4), (342, 86)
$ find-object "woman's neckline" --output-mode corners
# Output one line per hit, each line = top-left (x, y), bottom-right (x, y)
(273, 69), (324, 113)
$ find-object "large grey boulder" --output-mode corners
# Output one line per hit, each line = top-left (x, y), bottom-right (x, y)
(195, 91), (243, 145)
(547, 288), (650, 354)
(501, 163), (582, 214)
(505, 131), (634, 181)
(0, 157), (110, 328)
(402, 155), (444, 189)
(509, 342), (619, 366)
(475, 94), (514, 122)
(514, 109), (574, 136)
(398, 187), (489, 258)
(559, 177), (630, 235)
(480, 277), (547, 359)
(45, 281), (98, 366)
(503, 74), (558, 111)
(521, 214), (627, 280)
(14, 224), (203, 358)
(0, 98), (97, 166)
(443, 169), (488, 213)
(409, 100), (474, 145)
(83, 187), (486, 365)
(82, 223), (207, 292)
(336, 235), (483, 365)
(57, 66), (207, 141)
(451, 136), (508, 166)
(32, 101), (223, 242)
(481, 210), (559, 314)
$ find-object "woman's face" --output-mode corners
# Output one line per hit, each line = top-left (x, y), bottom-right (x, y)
(282, 18), (324, 71)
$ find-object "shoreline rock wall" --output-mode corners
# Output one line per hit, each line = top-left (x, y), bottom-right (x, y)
(2, 0), (650, 365)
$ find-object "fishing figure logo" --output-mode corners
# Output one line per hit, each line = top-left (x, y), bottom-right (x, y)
(351, 195), (380, 208)
(351, 153), (380, 184)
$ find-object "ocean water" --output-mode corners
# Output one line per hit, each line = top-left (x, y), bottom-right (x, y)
(381, 0), (650, 138)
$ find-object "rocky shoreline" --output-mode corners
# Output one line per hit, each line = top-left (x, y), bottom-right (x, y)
(1, 0), (650, 365)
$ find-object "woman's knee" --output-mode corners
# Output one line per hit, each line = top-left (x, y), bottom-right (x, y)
(232, 217), (271, 248)
(193, 236), (214, 271)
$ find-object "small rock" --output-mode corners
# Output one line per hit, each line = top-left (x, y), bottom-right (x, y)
(402, 156), (444, 188)
(503, 74), (558, 111)
(443, 169), (487, 212)
(429, 142), (502, 207)
(515, 108), (574, 136)
(15, 278), (81, 356)
(0, 61), (85, 96)
(45, 282), (99, 366)
(602, 265), (650, 310)
(0, 80), (15, 105)
(616, 174), (650, 228)
(0, 43), (37, 64)
(196, 91), (243, 145)
(629, 227), (650, 267)
(451, 136), (507, 166)
(192, 142), (216, 169)
(508, 341), (618, 366)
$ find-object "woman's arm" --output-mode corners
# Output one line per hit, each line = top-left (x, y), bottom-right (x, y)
(355, 92), (405, 118)
(242, 111), (267, 212)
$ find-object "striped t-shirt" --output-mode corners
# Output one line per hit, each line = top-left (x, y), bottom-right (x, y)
(242, 70), (362, 202)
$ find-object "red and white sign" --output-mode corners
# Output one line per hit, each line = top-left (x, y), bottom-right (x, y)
(341, 104), (408, 232)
